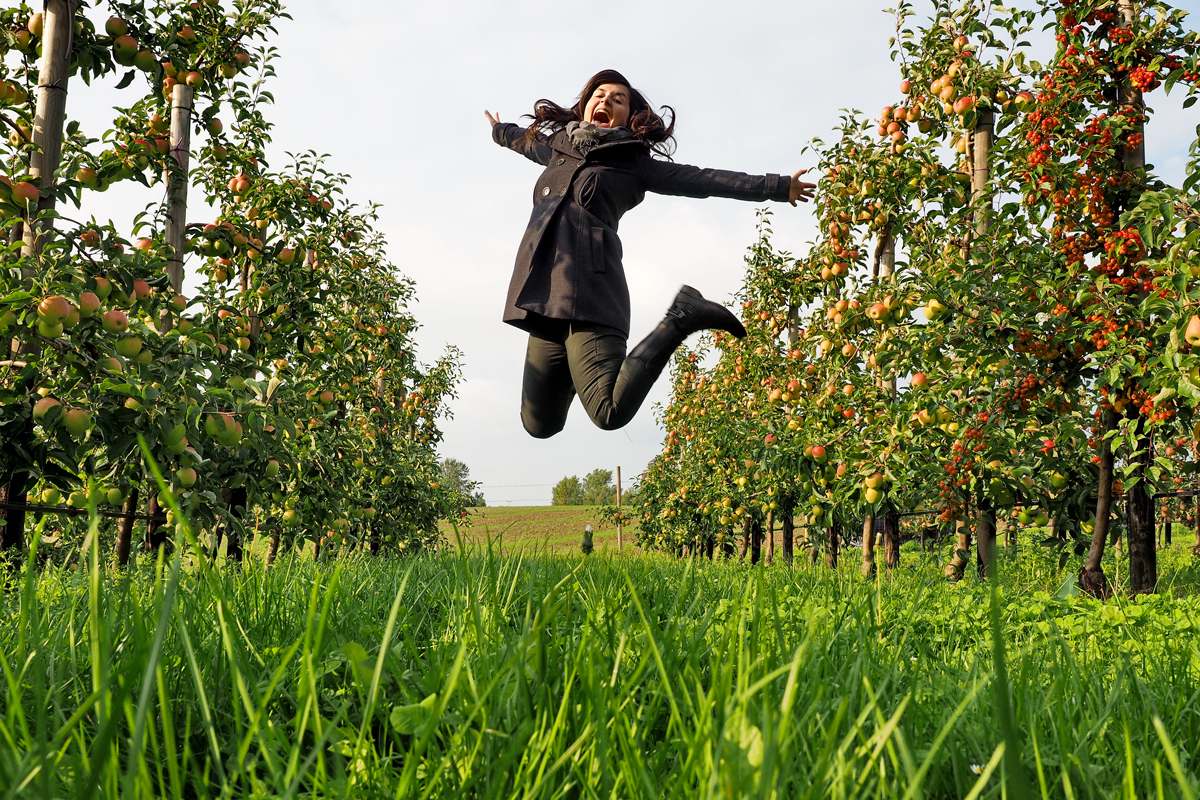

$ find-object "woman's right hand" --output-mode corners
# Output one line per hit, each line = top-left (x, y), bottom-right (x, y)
(484, 110), (500, 127)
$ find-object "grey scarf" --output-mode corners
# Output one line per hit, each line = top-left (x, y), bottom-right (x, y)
(566, 120), (633, 154)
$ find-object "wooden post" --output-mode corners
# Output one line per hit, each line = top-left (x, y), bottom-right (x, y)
(615, 466), (623, 554)
(165, 83), (195, 292)
(7, 3), (74, 551)
(21, 0), (75, 258)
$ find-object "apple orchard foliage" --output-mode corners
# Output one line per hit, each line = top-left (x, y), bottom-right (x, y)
(629, 0), (1200, 559)
(0, 1), (464, 553)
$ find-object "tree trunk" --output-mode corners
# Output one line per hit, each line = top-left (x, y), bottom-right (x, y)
(144, 494), (167, 553)
(976, 506), (997, 580)
(1081, 408), (1118, 597)
(945, 517), (971, 580)
(826, 517), (840, 569)
(749, 516), (763, 565)
(765, 511), (774, 565)
(998, 515), (1012, 551)
(224, 486), (247, 565)
(1127, 428), (1156, 593)
(883, 510), (900, 568)
(720, 531), (735, 560)
(113, 487), (139, 567)
(1164, 513), (1172, 546)
(1194, 495), (1200, 554)
(0, 472), (29, 552)
(781, 500), (794, 564)
(265, 528), (281, 567)
(739, 516), (751, 562)
(861, 514), (876, 577)
(704, 536), (715, 560)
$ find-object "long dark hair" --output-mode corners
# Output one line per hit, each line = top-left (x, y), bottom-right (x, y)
(524, 70), (676, 159)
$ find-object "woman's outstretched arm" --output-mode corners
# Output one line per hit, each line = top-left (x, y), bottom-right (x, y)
(639, 159), (815, 205)
(485, 111), (553, 166)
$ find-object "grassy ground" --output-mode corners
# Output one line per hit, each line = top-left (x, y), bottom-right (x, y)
(2, 516), (1200, 798)
(442, 505), (639, 554)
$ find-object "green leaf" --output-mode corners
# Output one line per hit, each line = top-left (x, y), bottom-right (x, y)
(390, 693), (437, 735)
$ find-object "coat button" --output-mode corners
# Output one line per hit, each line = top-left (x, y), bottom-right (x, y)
(557, 158), (565, 165)
(559, 188), (566, 196)
(541, 186), (550, 197)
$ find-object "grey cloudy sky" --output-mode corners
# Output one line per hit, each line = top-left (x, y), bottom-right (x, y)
(74, 0), (1199, 505)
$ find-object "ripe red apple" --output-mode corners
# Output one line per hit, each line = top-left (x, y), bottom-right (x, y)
(102, 309), (129, 333)
(78, 292), (100, 318)
(177, 25), (196, 43)
(105, 16), (128, 37)
(113, 34), (138, 64)
(900, 79), (911, 94)
(132, 279), (151, 300)
(38, 295), (72, 324)
(12, 181), (39, 205)
(911, 372), (929, 388)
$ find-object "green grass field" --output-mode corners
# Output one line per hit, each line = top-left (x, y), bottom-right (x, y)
(3, 513), (1200, 798)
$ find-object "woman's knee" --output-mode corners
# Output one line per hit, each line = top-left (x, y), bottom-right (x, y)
(522, 410), (565, 439)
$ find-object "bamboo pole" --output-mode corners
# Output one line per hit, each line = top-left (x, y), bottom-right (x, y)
(615, 466), (622, 554)
(165, 83), (195, 293)
(21, 0), (75, 259)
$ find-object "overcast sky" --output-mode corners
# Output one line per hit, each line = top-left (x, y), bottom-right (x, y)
(71, 0), (1199, 505)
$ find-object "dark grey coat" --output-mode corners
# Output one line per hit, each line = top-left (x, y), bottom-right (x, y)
(493, 122), (791, 337)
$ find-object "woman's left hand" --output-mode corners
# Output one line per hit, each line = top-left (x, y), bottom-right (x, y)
(788, 169), (817, 206)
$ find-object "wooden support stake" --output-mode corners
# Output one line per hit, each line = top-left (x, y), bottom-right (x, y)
(165, 83), (195, 293)
(21, 0), (75, 259)
(616, 466), (623, 555)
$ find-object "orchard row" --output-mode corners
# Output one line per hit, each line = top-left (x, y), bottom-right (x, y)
(623, 0), (1200, 596)
(0, 1), (466, 563)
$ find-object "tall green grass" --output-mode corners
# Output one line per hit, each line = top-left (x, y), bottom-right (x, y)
(1, 518), (1199, 798)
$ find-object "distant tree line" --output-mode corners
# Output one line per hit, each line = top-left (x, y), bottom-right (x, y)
(552, 470), (617, 506)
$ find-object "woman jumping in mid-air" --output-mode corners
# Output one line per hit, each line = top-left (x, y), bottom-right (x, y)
(486, 69), (815, 439)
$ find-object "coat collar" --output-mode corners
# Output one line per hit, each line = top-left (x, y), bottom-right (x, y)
(550, 129), (645, 160)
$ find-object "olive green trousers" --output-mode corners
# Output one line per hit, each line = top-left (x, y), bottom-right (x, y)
(520, 320), (657, 438)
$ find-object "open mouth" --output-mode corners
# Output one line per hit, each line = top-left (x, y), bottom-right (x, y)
(592, 108), (612, 127)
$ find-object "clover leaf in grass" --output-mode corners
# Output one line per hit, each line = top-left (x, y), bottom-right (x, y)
(390, 693), (438, 735)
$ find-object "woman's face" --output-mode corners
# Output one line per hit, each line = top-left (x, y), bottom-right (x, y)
(584, 83), (631, 128)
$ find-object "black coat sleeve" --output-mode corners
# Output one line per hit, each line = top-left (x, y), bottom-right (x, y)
(493, 122), (553, 166)
(637, 157), (791, 203)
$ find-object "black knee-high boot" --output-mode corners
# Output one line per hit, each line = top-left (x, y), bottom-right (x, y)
(628, 285), (747, 377)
